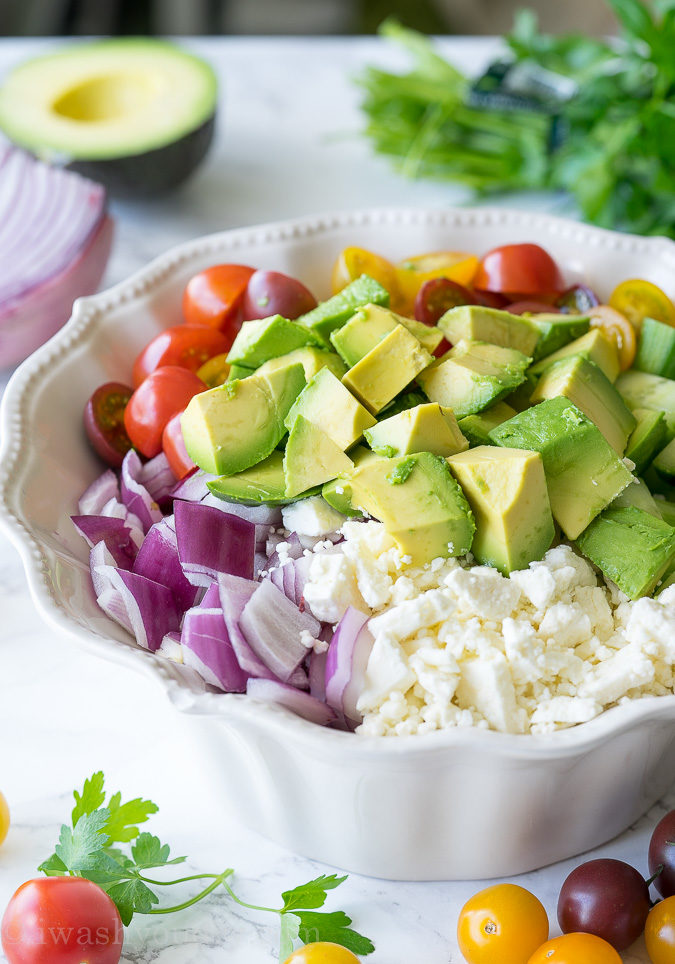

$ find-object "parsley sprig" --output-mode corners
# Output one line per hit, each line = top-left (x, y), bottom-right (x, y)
(39, 773), (374, 961)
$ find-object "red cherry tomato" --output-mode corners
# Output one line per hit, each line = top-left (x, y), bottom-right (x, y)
(162, 411), (195, 480)
(182, 264), (255, 342)
(474, 243), (565, 296)
(124, 366), (205, 458)
(243, 269), (317, 320)
(473, 289), (510, 309)
(1, 876), (123, 964)
(414, 278), (474, 326)
(506, 301), (561, 315)
(83, 382), (133, 468)
(132, 326), (231, 389)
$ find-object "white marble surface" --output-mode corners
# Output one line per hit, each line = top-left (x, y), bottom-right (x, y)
(0, 36), (668, 963)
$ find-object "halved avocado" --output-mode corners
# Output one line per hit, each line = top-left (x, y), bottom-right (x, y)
(0, 40), (217, 198)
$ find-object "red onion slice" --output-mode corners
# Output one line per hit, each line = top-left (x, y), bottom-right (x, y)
(170, 468), (215, 502)
(174, 499), (255, 587)
(138, 452), (176, 505)
(72, 514), (137, 570)
(246, 679), (336, 726)
(132, 516), (197, 613)
(78, 470), (119, 515)
(218, 573), (277, 680)
(309, 648), (328, 702)
(325, 607), (375, 726)
(199, 582), (221, 609)
(239, 579), (319, 683)
(120, 450), (164, 533)
(181, 608), (249, 693)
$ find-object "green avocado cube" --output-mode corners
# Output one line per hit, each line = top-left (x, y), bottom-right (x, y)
(226, 363), (255, 381)
(656, 499), (675, 527)
(635, 317), (675, 381)
(226, 315), (320, 368)
(331, 303), (442, 366)
(284, 415), (354, 498)
(256, 346), (346, 381)
(447, 445), (555, 574)
(418, 339), (530, 419)
(207, 451), (319, 505)
(458, 402), (518, 447)
(505, 370), (538, 413)
(611, 478), (664, 520)
(531, 355), (636, 454)
(576, 505), (675, 599)
(284, 367), (376, 449)
(350, 451), (475, 564)
(624, 408), (669, 475)
(530, 328), (620, 381)
(489, 397), (633, 540)
(342, 325), (432, 415)
(322, 445), (379, 516)
(297, 274), (390, 344)
(438, 305), (541, 357)
(653, 437), (675, 484)
(617, 370), (675, 435)
(181, 363), (305, 477)
(529, 313), (590, 360)
(364, 403), (468, 458)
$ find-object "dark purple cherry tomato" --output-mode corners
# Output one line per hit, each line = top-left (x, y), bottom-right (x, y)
(506, 300), (561, 315)
(556, 284), (600, 314)
(84, 382), (133, 468)
(557, 858), (650, 951)
(242, 270), (317, 320)
(649, 810), (675, 898)
(472, 288), (510, 309)
(414, 278), (473, 326)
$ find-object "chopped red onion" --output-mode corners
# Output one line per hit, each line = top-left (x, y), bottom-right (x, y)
(120, 450), (164, 533)
(218, 573), (277, 680)
(199, 582), (221, 609)
(132, 516), (197, 612)
(138, 452), (176, 505)
(239, 579), (319, 683)
(174, 499), (255, 587)
(246, 678), (336, 726)
(308, 648), (328, 702)
(181, 608), (249, 692)
(71, 514), (138, 570)
(170, 468), (215, 502)
(325, 607), (374, 726)
(78, 470), (119, 515)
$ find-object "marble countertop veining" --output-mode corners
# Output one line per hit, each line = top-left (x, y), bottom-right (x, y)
(0, 35), (667, 963)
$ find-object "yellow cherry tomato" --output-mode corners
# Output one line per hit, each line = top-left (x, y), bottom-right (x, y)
(196, 352), (231, 387)
(645, 897), (675, 964)
(527, 932), (622, 964)
(609, 279), (675, 331)
(283, 943), (361, 964)
(331, 246), (399, 301)
(588, 304), (637, 371)
(0, 791), (9, 846)
(395, 251), (479, 313)
(457, 883), (549, 964)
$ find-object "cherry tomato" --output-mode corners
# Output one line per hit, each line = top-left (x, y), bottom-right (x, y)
(556, 284), (599, 314)
(83, 382), (133, 468)
(609, 279), (675, 331)
(132, 326), (230, 388)
(196, 353), (231, 388)
(645, 897), (675, 964)
(1, 876), (123, 964)
(473, 243), (565, 297)
(396, 251), (478, 312)
(557, 858), (649, 951)
(588, 305), (637, 371)
(0, 791), (9, 847)
(124, 366), (205, 458)
(457, 883), (549, 964)
(527, 933), (622, 964)
(162, 412), (195, 480)
(243, 269), (317, 320)
(182, 263), (255, 340)
(648, 809), (675, 898)
(506, 301), (560, 315)
(283, 945), (360, 964)
(414, 278), (474, 326)
(474, 289), (510, 309)
(331, 247), (399, 305)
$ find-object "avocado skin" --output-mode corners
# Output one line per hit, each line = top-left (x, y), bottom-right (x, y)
(69, 113), (215, 199)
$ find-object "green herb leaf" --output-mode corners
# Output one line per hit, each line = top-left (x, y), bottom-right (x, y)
(106, 878), (159, 926)
(279, 913), (301, 962)
(37, 852), (68, 876)
(103, 791), (159, 844)
(131, 832), (186, 869)
(296, 910), (375, 955)
(72, 771), (106, 825)
(281, 874), (348, 911)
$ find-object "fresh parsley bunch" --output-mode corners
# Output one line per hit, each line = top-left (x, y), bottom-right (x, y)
(39, 773), (374, 962)
(358, 0), (675, 237)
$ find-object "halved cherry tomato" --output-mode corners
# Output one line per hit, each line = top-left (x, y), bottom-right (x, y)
(0, 791), (9, 847)
(283, 944), (361, 964)
(132, 326), (231, 388)
(162, 412), (195, 480)
(506, 301), (560, 315)
(588, 305), (636, 371)
(83, 382), (133, 468)
(457, 883), (549, 964)
(243, 269), (317, 320)
(474, 289), (510, 309)
(331, 247), (400, 305)
(608, 279), (675, 331)
(474, 243), (564, 297)
(396, 251), (479, 313)
(197, 353), (230, 387)
(556, 284), (599, 314)
(124, 366), (205, 458)
(645, 897), (675, 964)
(182, 264), (255, 341)
(527, 933), (621, 964)
(1, 876), (123, 964)
(414, 278), (474, 326)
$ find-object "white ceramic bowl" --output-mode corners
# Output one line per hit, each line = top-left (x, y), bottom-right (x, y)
(2, 207), (675, 881)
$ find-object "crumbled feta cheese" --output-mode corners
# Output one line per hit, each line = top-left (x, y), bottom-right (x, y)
(299, 629), (329, 654)
(303, 553), (367, 624)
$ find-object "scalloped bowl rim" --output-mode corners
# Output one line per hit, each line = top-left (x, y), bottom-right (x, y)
(1, 205), (675, 762)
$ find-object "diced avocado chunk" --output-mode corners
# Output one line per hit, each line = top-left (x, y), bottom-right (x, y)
(284, 415), (354, 498)
(529, 313), (590, 360)
(505, 369), (538, 413)
(418, 339), (530, 419)
(625, 408), (669, 475)
(530, 328), (620, 381)
(489, 397), (633, 540)
(207, 451), (319, 505)
(654, 437), (675, 484)
(227, 363), (255, 381)
(181, 363), (305, 476)
(635, 317), (675, 380)
(364, 403), (469, 458)
(256, 346), (346, 381)
(458, 402), (518, 447)
(331, 303), (441, 366)
(531, 355), (636, 454)
(611, 478), (664, 520)
(438, 305), (540, 357)
(342, 325), (432, 415)
(617, 370), (675, 435)
(447, 445), (555, 574)
(226, 315), (320, 368)
(656, 498), (675, 527)
(576, 505), (675, 600)
(297, 274), (390, 344)
(350, 451), (475, 564)
(284, 366), (376, 449)
(322, 445), (378, 516)
(378, 390), (428, 418)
